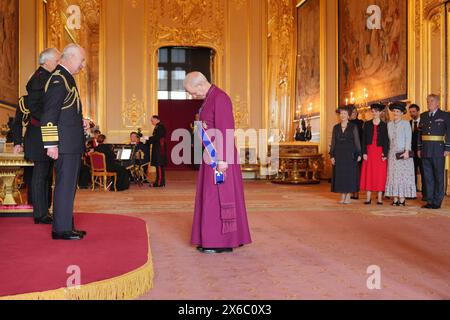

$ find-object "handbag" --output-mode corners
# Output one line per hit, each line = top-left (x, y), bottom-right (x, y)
(395, 151), (414, 160)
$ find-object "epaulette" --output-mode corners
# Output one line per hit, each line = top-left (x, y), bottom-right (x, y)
(44, 70), (71, 93)
(44, 70), (81, 113)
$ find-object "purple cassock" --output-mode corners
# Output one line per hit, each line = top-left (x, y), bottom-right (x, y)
(191, 85), (252, 249)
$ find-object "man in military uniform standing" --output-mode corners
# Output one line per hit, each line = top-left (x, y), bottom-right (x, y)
(145, 116), (167, 187)
(41, 44), (88, 240)
(12, 48), (61, 224)
(418, 94), (450, 209)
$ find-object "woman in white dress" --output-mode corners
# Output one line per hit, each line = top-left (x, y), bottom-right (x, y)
(385, 102), (417, 206)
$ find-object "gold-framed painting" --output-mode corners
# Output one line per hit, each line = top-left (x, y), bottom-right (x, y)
(296, 0), (320, 116)
(295, 0), (320, 141)
(338, 0), (407, 105)
(0, 0), (19, 106)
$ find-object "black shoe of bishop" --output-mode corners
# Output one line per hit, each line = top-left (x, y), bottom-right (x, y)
(52, 231), (84, 240)
(200, 248), (233, 254)
(422, 203), (433, 209)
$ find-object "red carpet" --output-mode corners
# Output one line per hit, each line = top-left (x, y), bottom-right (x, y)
(0, 214), (153, 299)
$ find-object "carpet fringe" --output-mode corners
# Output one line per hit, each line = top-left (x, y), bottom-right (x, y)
(1, 227), (154, 300)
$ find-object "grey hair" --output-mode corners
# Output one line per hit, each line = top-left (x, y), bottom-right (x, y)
(427, 94), (440, 102)
(38, 48), (59, 65)
(61, 43), (84, 61)
(184, 72), (208, 88)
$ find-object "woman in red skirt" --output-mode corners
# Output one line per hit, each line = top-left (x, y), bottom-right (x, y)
(360, 104), (390, 204)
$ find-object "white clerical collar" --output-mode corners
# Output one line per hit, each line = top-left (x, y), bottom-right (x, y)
(59, 64), (72, 75)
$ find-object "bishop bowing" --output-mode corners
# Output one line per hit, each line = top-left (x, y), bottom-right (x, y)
(184, 72), (252, 254)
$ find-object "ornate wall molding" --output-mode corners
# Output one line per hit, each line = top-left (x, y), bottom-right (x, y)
(46, 0), (100, 121)
(122, 94), (147, 128)
(148, 0), (226, 53)
(233, 95), (249, 129)
(423, 0), (446, 19)
(266, 0), (295, 140)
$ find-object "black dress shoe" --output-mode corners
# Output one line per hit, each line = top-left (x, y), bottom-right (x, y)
(199, 248), (233, 254)
(422, 203), (433, 209)
(73, 229), (87, 236)
(34, 215), (53, 225)
(399, 201), (406, 206)
(377, 201), (383, 205)
(364, 200), (372, 205)
(392, 201), (399, 206)
(431, 204), (441, 210)
(52, 231), (84, 240)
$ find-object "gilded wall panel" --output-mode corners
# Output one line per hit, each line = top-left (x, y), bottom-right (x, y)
(266, 0), (295, 141)
(45, 0), (100, 120)
(0, 0), (19, 106)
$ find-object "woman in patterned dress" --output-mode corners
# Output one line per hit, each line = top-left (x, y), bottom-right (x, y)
(385, 102), (417, 206)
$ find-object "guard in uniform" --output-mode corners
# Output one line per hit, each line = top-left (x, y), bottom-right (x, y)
(145, 116), (167, 187)
(12, 48), (60, 224)
(41, 44), (87, 240)
(418, 94), (450, 209)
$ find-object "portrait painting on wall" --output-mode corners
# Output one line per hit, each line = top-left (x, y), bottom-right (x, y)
(296, 0), (320, 141)
(338, 0), (407, 104)
(0, 0), (19, 106)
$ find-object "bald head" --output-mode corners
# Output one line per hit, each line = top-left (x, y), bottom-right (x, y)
(60, 43), (86, 75)
(184, 72), (211, 99)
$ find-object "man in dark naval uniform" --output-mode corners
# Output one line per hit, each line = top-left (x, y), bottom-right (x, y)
(418, 94), (450, 209)
(12, 48), (61, 224)
(145, 116), (167, 187)
(41, 44), (88, 240)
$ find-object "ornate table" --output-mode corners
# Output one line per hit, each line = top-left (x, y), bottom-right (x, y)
(0, 152), (34, 213)
(270, 142), (323, 185)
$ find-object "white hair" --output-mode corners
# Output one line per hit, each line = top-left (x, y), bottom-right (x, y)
(38, 48), (59, 66)
(61, 43), (84, 61)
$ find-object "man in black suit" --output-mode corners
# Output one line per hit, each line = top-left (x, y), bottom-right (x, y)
(41, 44), (88, 240)
(145, 116), (167, 187)
(409, 104), (426, 199)
(12, 48), (61, 224)
(418, 94), (450, 209)
(94, 135), (130, 191)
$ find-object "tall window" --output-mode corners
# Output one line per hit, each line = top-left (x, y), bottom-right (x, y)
(157, 47), (214, 100)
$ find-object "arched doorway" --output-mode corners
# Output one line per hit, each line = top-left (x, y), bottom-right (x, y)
(156, 46), (216, 169)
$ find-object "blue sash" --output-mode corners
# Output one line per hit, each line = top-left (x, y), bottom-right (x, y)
(195, 121), (225, 185)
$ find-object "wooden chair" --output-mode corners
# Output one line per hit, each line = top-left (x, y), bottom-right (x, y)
(89, 152), (117, 192)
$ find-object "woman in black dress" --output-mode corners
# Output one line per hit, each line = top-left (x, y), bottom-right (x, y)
(330, 106), (362, 204)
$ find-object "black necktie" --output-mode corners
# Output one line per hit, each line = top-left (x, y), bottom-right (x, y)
(413, 121), (418, 132)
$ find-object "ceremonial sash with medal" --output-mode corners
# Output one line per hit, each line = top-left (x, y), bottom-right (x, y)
(195, 120), (225, 185)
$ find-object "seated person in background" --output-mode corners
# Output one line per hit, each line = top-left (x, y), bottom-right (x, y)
(124, 131), (151, 183)
(78, 140), (94, 189)
(94, 134), (130, 191)
(129, 131), (150, 164)
(90, 129), (101, 148)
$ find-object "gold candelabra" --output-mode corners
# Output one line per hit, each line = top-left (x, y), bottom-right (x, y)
(345, 88), (370, 121)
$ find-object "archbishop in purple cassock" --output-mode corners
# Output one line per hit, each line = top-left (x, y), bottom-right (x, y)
(184, 72), (252, 254)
